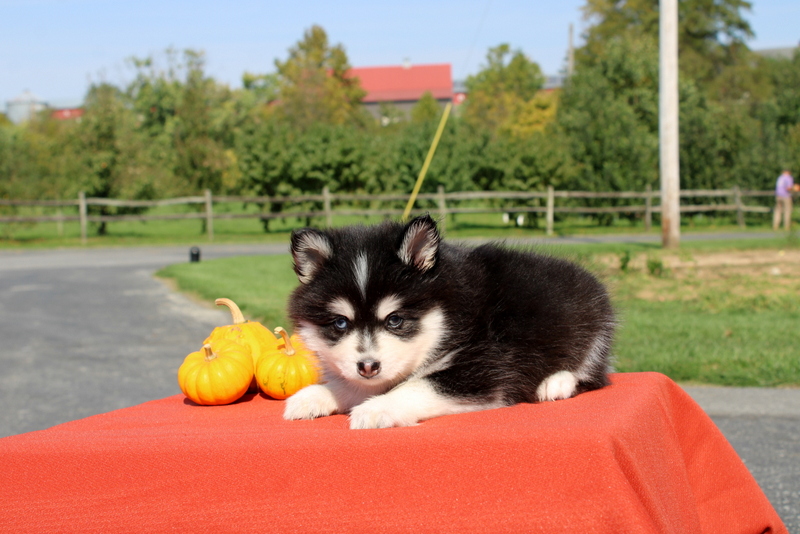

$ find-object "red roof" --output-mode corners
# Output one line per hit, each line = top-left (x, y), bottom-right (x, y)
(348, 63), (452, 103)
(51, 108), (84, 120)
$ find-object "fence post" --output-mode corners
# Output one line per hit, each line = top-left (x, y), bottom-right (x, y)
(205, 189), (214, 241)
(323, 186), (333, 228)
(79, 192), (87, 245)
(546, 186), (555, 236)
(437, 185), (448, 233)
(645, 184), (652, 232)
(733, 185), (744, 228)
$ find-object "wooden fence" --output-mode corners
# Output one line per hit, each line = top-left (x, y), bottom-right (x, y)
(0, 186), (776, 244)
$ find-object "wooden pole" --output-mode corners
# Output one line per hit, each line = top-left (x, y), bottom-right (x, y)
(79, 192), (87, 245)
(323, 186), (333, 227)
(437, 185), (447, 233)
(645, 185), (653, 232)
(659, 0), (680, 248)
(204, 189), (214, 241)
(733, 185), (745, 228)
(546, 186), (555, 236)
(402, 103), (452, 221)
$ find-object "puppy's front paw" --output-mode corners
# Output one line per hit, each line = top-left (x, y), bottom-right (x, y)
(349, 395), (417, 429)
(283, 385), (338, 421)
(536, 370), (578, 402)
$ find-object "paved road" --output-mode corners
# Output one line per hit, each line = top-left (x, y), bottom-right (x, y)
(0, 238), (797, 530)
(0, 244), (285, 437)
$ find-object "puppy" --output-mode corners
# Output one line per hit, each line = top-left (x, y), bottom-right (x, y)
(283, 215), (615, 429)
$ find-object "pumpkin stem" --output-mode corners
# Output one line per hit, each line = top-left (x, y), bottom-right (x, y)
(215, 298), (246, 325)
(274, 327), (296, 356)
(202, 344), (217, 362)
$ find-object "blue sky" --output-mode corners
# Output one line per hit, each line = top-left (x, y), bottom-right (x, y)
(1, 0), (798, 106)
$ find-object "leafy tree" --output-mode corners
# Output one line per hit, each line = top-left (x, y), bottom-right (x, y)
(241, 72), (280, 105)
(410, 92), (442, 124)
(274, 25), (367, 130)
(462, 44), (545, 134)
(557, 36), (659, 197)
(74, 83), (149, 233)
(503, 90), (560, 139)
(580, 0), (754, 85)
(126, 49), (239, 195)
(172, 50), (238, 194)
(768, 51), (800, 128)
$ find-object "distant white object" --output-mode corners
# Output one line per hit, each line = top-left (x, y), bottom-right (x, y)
(5, 90), (47, 124)
(502, 213), (510, 224)
(516, 215), (525, 227)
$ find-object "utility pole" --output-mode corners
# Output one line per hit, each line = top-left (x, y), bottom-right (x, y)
(659, 0), (680, 248)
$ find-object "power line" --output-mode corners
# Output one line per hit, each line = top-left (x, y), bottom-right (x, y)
(461, 0), (494, 78)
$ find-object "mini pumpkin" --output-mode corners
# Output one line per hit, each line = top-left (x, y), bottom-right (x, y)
(256, 327), (320, 400)
(178, 339), (254, 405)
(205, 298), (280, 392)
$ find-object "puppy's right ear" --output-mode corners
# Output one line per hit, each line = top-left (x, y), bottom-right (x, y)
(398, 215), (440, 272)
(291, 228), (332, 284)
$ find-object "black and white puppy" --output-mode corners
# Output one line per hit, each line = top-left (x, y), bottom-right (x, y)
(284, 215), (615, 429)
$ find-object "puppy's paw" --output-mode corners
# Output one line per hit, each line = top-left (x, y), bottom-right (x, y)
(283, 384), (338, 420)
(349, 395), (417, 430)
(536, 370), (578, 402)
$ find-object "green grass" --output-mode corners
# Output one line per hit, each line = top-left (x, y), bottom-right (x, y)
(615, 301), (799, 386)
(157, 255), (298, 328)
(1, 203), (792, 249)
(157, 245), (800, 387)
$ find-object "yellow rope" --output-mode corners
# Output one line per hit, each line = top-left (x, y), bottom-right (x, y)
(402, 102), (452, 221)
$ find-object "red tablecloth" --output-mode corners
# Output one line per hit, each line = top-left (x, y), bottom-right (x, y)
(0, 372), (786, 533)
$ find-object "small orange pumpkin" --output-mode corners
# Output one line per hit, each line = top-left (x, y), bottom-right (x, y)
(256, 327), (320, 400)
(204, 298), (280, 392)
(178, 339), (254, 405)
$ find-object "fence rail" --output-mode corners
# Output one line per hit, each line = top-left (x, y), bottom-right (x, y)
(0, 186), (778, 244)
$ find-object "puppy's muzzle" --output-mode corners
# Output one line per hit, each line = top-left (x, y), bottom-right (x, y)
(357, 359), (381, 379)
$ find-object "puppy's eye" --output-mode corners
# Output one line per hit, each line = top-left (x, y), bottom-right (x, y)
(333, 317), (349, 331)
(386, 314), (403, 329)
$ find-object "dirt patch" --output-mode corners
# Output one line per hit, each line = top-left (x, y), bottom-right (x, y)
(600, 248), (800, 307)
(600, 249), (800, 277)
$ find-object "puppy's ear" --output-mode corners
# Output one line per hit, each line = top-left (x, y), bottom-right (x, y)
(291, 228), (332, 284)
(398, 215), (440, 272)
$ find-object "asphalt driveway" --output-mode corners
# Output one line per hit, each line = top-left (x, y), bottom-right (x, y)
(0, 240), (797, 530)
(0, 244), (285, 436)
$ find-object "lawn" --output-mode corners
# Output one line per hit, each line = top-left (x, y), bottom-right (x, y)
(157, 241), (800, 387)
(0, 203), (788, 249)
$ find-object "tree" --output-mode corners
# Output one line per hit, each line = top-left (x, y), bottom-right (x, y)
(172, 50), (238, 194)
(274, 25), (367, 130)
(126, 49), (239, 195)
(74, 83), (151, 234)
(410, 92), (443, 124)
(557, 36), (659, 200)
(462, 44), (545, 134)
(580, 0), (754, 85)
(502, 90), (560, 139)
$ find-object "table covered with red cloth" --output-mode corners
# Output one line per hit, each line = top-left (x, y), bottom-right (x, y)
(0, 372), (786, 533)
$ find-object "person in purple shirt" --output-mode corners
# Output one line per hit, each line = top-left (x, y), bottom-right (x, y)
(773, 169), (795, 231)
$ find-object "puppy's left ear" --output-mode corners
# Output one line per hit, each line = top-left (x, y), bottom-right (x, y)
(291, 228), (332, 284)
(398, 215), (440, 272)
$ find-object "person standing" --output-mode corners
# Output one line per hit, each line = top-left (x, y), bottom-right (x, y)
(773, 169), (795, 231)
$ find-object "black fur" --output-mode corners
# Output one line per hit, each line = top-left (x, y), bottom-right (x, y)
(288, 215), (615, 407)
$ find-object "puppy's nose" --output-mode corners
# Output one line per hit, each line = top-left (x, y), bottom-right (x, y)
(357, 359), (381, 378)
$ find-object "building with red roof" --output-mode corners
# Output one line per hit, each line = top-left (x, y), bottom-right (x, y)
(348, 62), (454, 123)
